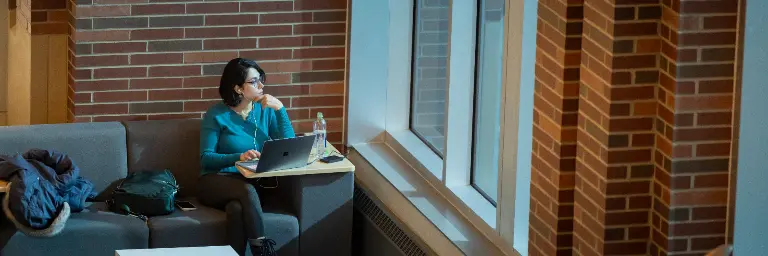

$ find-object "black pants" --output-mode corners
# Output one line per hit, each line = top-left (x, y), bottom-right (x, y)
(196, 173), (266, 243)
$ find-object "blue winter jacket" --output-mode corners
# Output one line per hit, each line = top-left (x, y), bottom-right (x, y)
(0, 149), (95, 230)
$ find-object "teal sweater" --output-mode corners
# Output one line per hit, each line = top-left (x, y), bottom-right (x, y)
(199, 101), (296, 175)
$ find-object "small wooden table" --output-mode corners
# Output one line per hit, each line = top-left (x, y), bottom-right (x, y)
(236, 144), (354, 178)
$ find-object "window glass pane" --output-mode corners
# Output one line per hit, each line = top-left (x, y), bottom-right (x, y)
(410, 0), (450, 157)
(471, 0), (505, 204)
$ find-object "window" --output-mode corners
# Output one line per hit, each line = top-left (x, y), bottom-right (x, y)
(408, 0), (505, 204)
(410, 0), (450, 157)
(347, 0), (533, 252)
(471, 0), (505, 204)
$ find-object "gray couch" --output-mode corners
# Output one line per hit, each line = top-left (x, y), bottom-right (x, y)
(0, 119), (353, 256)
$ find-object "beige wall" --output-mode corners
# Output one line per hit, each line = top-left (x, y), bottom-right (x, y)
(31, 34), (69, 124)
(6, 0), (32, 126)
(0, 0), (9, 126)
(0, 0), (71, 126)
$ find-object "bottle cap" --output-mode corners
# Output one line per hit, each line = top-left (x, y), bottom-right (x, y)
(317, 112), (323, 119)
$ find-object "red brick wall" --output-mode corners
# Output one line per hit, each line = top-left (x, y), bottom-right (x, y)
(654, 1), (740, 255)
(70, 0), (347, 146)
(531, 0), (742, 255)
(31, 0), (69, 35)
(575, 0), (660, 255)
(529, 0), (581, 255)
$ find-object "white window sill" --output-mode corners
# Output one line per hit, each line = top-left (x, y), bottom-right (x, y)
(349, 139), (517, 256)
(448, 185), (497, 228)
(388, 130), (443, 180)
(387, 130), (497, 229)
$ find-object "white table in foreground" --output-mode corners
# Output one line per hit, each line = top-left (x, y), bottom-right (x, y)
(115, 246), (237, 256)
(236, 144), (355, 179)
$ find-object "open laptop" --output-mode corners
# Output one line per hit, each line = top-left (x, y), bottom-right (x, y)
(236, 134), (316, 173)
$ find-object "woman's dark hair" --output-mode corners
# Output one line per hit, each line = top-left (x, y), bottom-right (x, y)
(219, 58), (266, 107)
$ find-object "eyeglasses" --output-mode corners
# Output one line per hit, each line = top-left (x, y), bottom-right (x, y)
(246, 77), (265, 87)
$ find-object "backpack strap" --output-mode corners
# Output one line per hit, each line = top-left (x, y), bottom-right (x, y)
(105, 177), (148, 223)
(106, 199), (147, 223)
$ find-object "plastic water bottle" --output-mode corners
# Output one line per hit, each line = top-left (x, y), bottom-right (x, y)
(313, 112), (327, 158)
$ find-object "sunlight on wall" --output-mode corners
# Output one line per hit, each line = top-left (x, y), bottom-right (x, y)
(30, 34), (69, 124)
(7, 0), (33, 126)
(0, 0), (8, 126)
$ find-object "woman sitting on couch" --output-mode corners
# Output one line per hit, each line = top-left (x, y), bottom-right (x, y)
(197, 57), (295, 256)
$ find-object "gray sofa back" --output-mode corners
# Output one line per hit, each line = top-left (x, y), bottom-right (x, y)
(0, 119), (207, 198)
(0, 122), (128, 200)
(122, 119), (203, 197)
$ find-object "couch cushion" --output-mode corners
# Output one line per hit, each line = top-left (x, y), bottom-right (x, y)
(148, 198), (299, 254)
(1, 202), (149, 256)
(146, 198), (227, 248)
(122, 119), (202, 197)
(0, 122), (128, 199)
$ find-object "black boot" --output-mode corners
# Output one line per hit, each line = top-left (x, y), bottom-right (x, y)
(250, 237), (277, 256)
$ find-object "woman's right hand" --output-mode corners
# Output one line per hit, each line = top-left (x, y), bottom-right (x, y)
(240, 150), (261, 161)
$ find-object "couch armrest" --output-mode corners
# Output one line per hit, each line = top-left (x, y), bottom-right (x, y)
(280, 172), (354, 256)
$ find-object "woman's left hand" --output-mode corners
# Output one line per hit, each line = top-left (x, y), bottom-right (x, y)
(258, 94), (284, 111)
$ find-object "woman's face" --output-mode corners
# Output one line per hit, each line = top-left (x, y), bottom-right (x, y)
(236, 68), (264, 102)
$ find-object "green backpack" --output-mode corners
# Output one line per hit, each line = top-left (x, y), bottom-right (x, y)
(107, 170), (179, 221)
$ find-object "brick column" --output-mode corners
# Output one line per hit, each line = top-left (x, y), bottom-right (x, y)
(533, 0), (744, 255)
(529, 0), (582, 255)
(653, 0), (741, 255)
(574, 0), (659, 255)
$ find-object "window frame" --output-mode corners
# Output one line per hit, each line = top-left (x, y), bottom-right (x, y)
(346, 0), (533, 252)
(469, 0), (504, 207)
(383, 0), (495, 225)
(407, 0), (447, 159)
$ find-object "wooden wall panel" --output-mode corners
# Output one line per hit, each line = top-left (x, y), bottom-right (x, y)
(31, 35), (49, 124)
(6, 0), (32, 126)
(47, 35), (68, 124)
(0, 0), (9, 126)
(30, 34), (69, 124)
